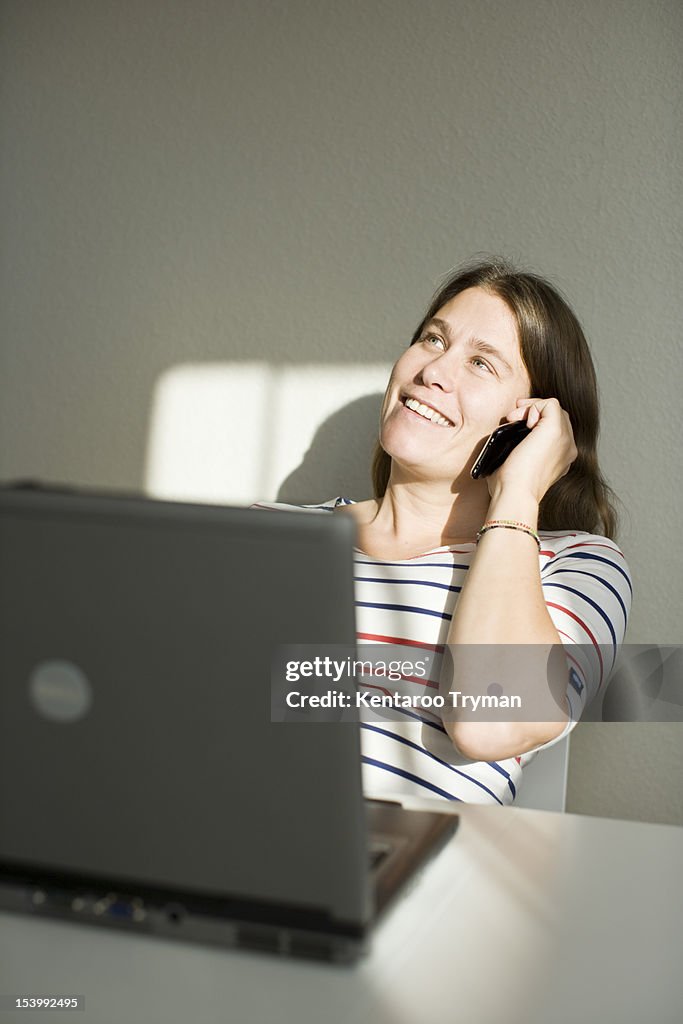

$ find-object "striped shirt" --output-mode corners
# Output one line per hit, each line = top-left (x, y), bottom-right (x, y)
(254, 497), (632, 805)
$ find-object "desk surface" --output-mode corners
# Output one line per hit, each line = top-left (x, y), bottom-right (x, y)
(2, 803), (682, 1024)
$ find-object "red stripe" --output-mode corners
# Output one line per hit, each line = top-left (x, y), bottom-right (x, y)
(547, 602), (603, 682)
(357, 632), (444, 652)
(403, 674), (439, 689)
(555, 635), (584, 672)
(563, 541), (617, 553)
(395, 546), (475, 559)
(540, 539), (618, 557)
(358, 680), (394, 698)
(355, 545), (475, 562)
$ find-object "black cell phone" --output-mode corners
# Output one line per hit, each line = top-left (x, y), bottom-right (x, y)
(470, 420), (531, 479)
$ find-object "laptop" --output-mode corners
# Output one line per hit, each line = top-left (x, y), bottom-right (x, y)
(0, 483), (457, 963)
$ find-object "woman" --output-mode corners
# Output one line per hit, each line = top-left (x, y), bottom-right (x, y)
(257, 257), (632, 804)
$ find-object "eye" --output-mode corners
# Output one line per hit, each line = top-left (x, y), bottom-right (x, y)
(422, 334), (446, 351)
(471, 356), (493, 373)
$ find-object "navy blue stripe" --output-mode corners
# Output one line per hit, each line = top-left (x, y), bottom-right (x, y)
(543, 551), (632, 596)
(399, 707), (448, 732)
(485, 759), (517, 799)
(355, 576), (461, 594)
(361, 756), (463, 802)
(543, 568), (628, 629)
(543, 582), (618, 661)
(357, 600), (453, 621)
(361, 724), (504, 804)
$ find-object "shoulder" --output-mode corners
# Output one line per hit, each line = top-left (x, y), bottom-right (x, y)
(539, 529), (626, 559)
(538, 530), (632, 657)
(249, 497), (355, 513)
(539, 530), (631, 590)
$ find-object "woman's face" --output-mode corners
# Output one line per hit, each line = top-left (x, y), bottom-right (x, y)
(379, 287), (532, 483)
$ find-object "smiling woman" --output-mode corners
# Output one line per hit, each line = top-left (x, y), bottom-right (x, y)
(255, 257), (632, 806)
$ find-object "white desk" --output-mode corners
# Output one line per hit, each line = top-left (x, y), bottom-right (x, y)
(1, 803), (682, 1024)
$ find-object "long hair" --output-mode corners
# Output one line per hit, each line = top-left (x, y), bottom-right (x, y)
(371, 257), (619, 538)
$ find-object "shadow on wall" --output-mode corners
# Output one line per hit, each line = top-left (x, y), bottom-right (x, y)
(277, 393), (383, 505)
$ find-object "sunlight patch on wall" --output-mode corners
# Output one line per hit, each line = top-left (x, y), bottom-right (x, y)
(145, 361), (391, 506)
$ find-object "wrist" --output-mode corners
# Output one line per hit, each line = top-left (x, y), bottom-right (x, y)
(485, 486), (540, 529)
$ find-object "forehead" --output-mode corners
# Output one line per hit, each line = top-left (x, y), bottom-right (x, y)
(430, 287), (527, 375)
(434, 287), (518, 344)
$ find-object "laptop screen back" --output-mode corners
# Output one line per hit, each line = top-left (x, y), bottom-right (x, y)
(0, 488), (370, 927)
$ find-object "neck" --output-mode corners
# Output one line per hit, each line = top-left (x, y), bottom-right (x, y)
(371, 468), (491, 549)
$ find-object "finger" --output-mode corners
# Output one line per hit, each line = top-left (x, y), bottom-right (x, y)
(516, 397), (557, 409)
(506, 401), (541, 424)
(504, 406), (528, 422)
(520, 398), (566, 423)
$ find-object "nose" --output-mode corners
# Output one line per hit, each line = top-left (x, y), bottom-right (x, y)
(419, 349), (457, 392)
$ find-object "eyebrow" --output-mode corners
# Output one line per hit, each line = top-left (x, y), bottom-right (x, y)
(423, 317), (515, 374)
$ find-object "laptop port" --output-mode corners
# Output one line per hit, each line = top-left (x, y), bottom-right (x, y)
(90, 893), (146, 922)
(165, 903), (186, 925)
(106, 899), (136, 920)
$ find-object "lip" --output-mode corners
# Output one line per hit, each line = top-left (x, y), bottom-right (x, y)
(400, 393), (455, 427)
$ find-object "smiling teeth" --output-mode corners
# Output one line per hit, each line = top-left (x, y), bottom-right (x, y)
(404, 398), (453, 427)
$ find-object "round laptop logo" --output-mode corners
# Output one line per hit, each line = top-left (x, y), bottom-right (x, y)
(29, 660), (93, 723)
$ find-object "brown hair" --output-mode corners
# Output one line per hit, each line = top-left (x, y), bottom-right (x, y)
(371, 257), (619, 538)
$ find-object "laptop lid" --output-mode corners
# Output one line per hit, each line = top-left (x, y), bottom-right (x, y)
(0, 485), (372, 936)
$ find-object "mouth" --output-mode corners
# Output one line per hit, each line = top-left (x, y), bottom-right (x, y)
(402, 396), (455, 428)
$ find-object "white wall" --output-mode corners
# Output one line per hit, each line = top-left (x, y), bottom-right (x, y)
(2, 0), (681, 822)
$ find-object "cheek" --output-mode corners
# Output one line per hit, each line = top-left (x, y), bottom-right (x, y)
(484, 377), (532, 418)
(460, 392), (514, 433)
(379, 355), (409, 418)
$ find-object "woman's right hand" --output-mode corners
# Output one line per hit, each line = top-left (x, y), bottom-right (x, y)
(486, 397), (578, 504)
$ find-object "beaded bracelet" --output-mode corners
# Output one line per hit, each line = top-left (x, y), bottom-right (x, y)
(476, 518), (541, 549)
